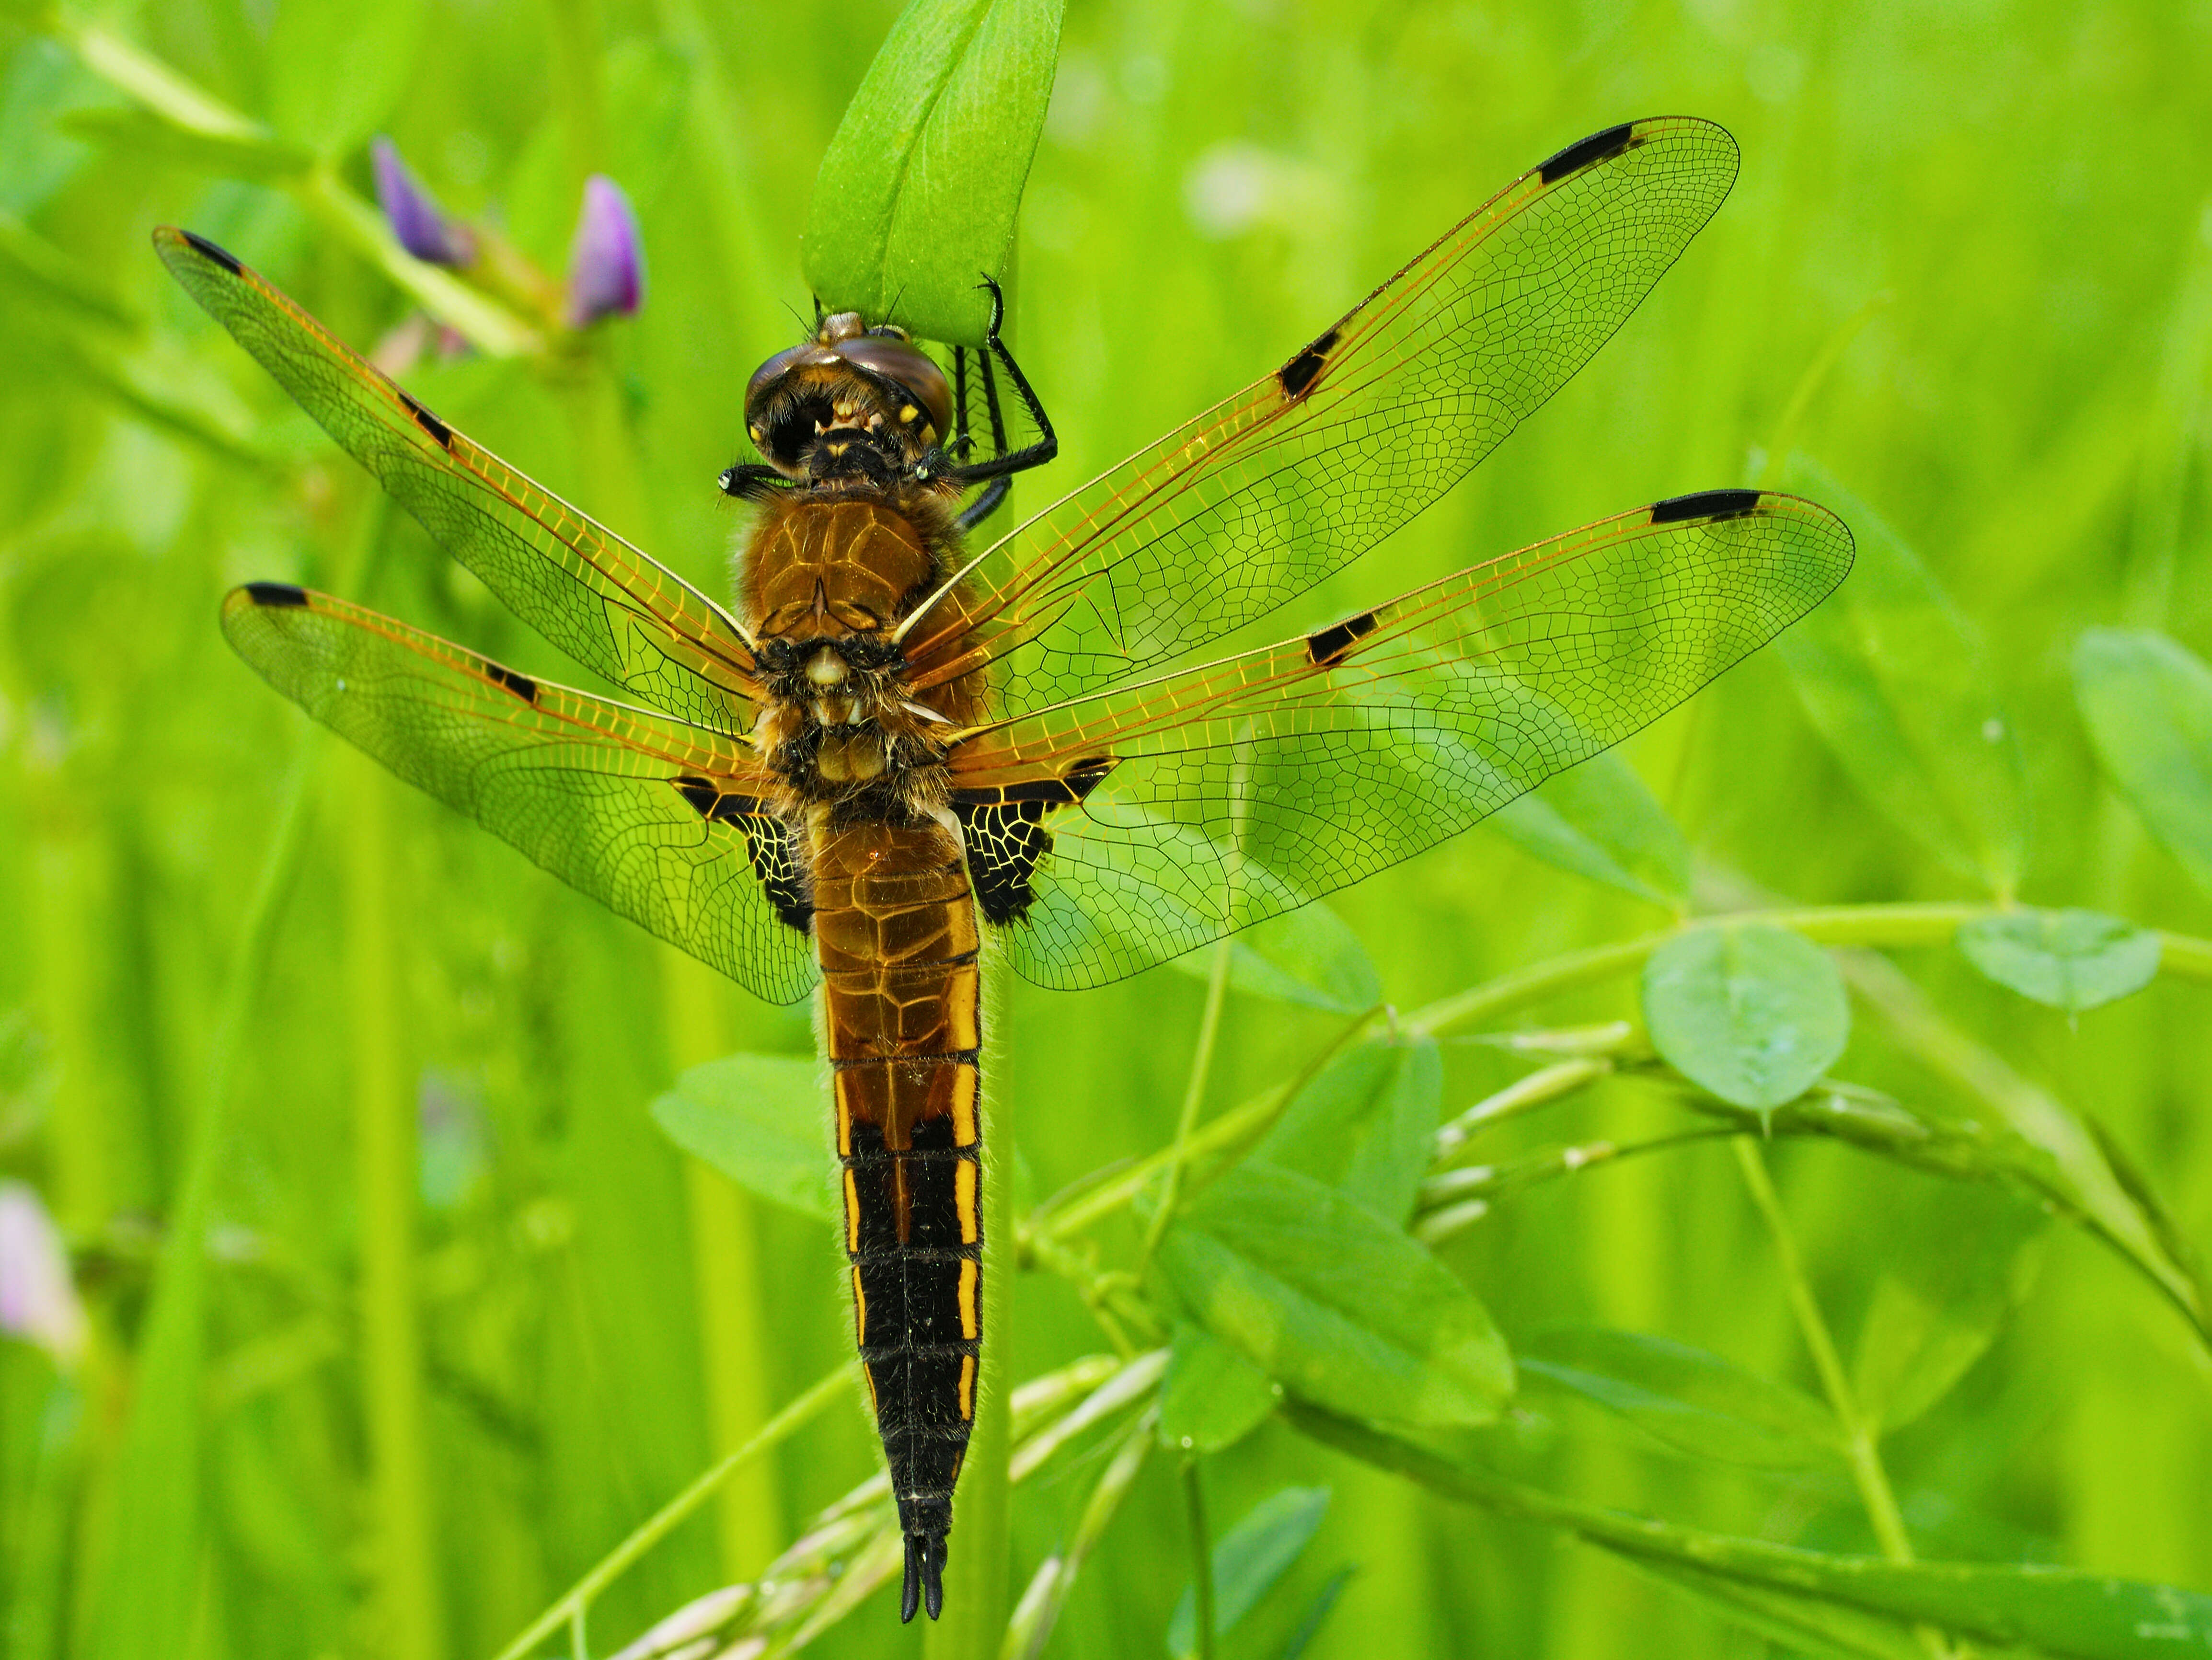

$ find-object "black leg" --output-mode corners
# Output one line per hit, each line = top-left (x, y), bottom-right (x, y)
(945, 276), (1058, 488)
(718, 462), (789, 502)
(953, 476), (1010, 533)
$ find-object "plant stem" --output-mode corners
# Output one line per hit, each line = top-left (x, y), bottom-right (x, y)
(490, 1365), (855, 1660)
(1732, 1139), (1951, 1658)
(1135, 941), (1233, 1280)
(1181, 1458), (1217, 1660)
(348, 748), (444, 1660)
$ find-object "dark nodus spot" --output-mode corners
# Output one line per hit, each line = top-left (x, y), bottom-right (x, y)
(1277, 325), (1341, 400)
(485, 662), (537, 703)
(1306, 609), (1380, 667)
(1539, 122), (1636, 184)
(1650, 488), (1761, 525)
(180, 230), (243, 276)
(243, 581), (310, 608)
(398, 390), (453, 450)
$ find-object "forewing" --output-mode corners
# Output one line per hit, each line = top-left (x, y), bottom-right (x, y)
(158, 227), (760, 733)
(902, 117), (1740, 713)
(945, 492), (1852, 990)
(222, 583), (818, 1004)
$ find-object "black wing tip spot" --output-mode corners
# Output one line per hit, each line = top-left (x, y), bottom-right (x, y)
(1650, 487), (1763, 525)
(178, 229), (244, 275)
(485, 662), (538, 703)
(242, 581), (310, 608)
(1539, 122), (1638, 183)
(1305, 609), (1380, 667)
(398, 389), (454, 450)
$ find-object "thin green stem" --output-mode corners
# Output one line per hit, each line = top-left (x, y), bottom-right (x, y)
(1181, 1458), (1216, 1660)
(489, 1365), (854, 1660)
(1734, 1139), (1955, 1660)
(1136, 941), (1233, 1279)
(568, 1605), (588, 1660)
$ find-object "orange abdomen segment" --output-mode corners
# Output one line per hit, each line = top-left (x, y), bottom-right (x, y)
(812, 819), (983, 1587)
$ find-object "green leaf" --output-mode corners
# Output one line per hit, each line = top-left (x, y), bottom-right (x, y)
(649, 1054), (834, 1222)
(1517, 1326), (1843, 1470)
(801, 0), (1064, 346)
(1956, 908), (2161, 1014)
(1159, 1322), (1279, 1453)
(1774, 456), (2027, 894)
(2074, 627), (2212, 896)
(1279, 1566), (1354, 1660)
(1167, 1486), (1331, 1657)
(1251, 1036), (1441, 1223)
(1642, 924), (1849, 1110)
(58, 106), (314, 182)
(1156, 1165), (1513, 1428)
(1618, 1554), (1930, 1660)
(265, 0), (428, 153)
(1169, 901), (1381, 1014)
(1293, 1402), (2212, 1660)
(1850, 1185), (2042, 1432)
(1489, 751), (1691, 906)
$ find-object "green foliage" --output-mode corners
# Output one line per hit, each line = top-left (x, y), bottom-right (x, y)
(1956, 907), (2162, 1013)
(6, 0), (2212, 1658)
(650, 1055), (837, 1222)
(1641, 923), (1850, 1110)
(2075, 627), (2212, 895)
(802, 0), (1064, 345)
(1156, 1165), (1515, 1427)
(1166, 1485), (1332, 1658)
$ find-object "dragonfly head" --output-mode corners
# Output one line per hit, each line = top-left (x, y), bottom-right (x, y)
(744, 313), (953, 485)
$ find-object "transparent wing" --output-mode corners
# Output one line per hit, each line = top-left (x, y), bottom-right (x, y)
(223, 583), (818, 1004)
(944, 491), (1852, 991)
(902, 117), (1741, 715)
(158, 226), (761, 735)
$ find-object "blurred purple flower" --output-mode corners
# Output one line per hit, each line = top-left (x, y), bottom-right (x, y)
(0, 1181), (85, 1368)
(566, 175), (645, 326)
(372, 136), (472, 266)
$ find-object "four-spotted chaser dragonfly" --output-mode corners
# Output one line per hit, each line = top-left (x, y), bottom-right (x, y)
(157, 115), (1851, 1622)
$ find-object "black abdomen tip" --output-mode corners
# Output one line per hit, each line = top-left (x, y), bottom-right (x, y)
(900, 1531), (948, 1623)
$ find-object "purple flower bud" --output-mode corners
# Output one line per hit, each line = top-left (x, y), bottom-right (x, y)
(566, 175), (645, 326)
(372, 136), (472, 266)
(0, 1181), (85, 1368)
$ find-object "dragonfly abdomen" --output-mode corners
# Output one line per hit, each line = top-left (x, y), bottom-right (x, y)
(812, 818), (982, 1624)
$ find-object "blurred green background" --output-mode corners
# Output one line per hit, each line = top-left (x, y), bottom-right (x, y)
(4, 0), (2212, 1657)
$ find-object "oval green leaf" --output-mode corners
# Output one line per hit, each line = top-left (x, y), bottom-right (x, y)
(1956, 908), (2161, 1014)
(1642, 924), (1848, 1110)
(2074, 627), (2212, 897)
(1155, 1165), (1513, 1428)
(649, 1053), (833, 1222)
(1774, 456), (2027, 895)
(801, 0), (1063, 346)
(1159, 1322), (1279, 1454)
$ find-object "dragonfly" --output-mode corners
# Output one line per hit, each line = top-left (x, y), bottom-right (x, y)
(157, 115), (1851, 1624)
